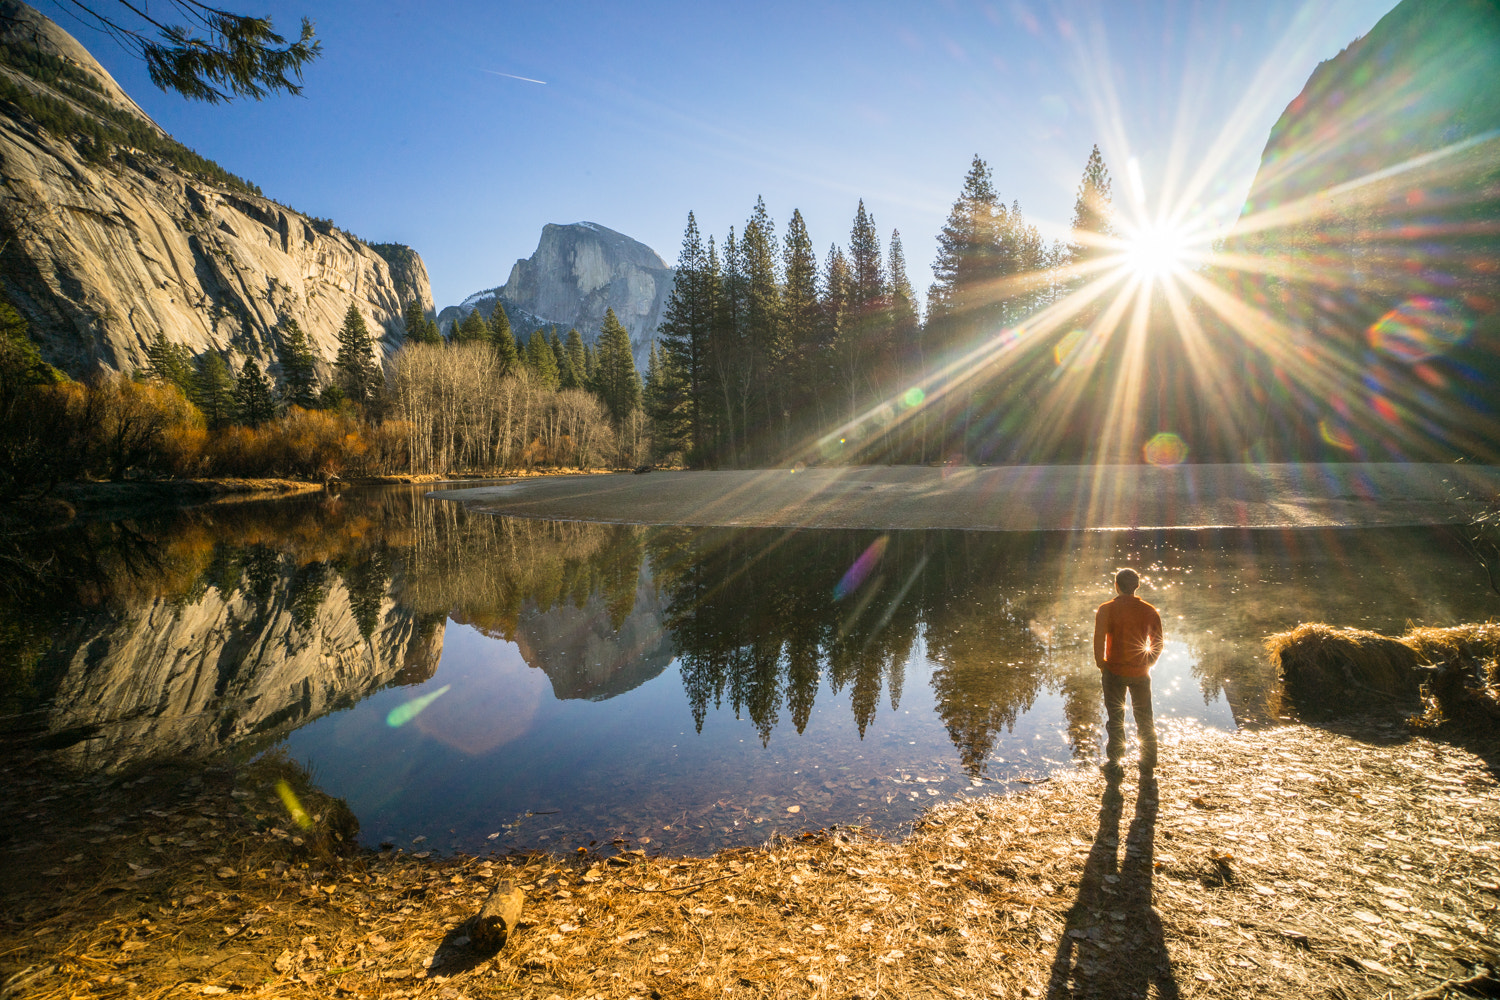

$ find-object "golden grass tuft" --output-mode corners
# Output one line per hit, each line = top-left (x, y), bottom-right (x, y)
(1264, 623), (1424, 716)
(1267, 621), (1500, 730)
(1405, 624), (1500, 729)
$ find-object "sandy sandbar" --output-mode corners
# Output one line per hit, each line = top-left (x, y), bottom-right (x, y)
(431, 462), (1500, 531)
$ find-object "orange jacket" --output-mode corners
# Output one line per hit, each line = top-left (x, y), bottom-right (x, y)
(1093, 594), (1163, 678)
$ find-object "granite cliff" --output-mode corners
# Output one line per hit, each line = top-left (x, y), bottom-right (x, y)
(0, 1), (433, 377)
(442, 222), (673, 366)
(1243, 0), (1500, 217)
(1230, 0), (1500, 461)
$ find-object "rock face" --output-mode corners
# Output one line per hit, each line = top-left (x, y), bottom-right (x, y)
(41, 569), (444, 771)
(1231, 0), (1500, 462)
(1242, 0), (1500, 216)
(444, 222), (674, 365)
(0, 1), (433, 377)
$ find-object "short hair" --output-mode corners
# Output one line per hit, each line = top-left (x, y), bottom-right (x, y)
(1115, 568), (1140, 594)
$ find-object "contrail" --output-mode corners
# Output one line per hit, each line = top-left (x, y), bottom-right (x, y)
(483, 69), (547, 85)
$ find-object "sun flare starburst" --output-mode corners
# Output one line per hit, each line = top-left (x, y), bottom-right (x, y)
(806, 0), (1497, 526)
(1120, 223), (1193, 281)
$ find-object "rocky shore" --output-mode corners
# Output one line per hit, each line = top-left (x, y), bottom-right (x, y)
(3, 721), (1495, 1000)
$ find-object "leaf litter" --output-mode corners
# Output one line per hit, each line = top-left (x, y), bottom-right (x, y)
(1, 722), (1497, 999)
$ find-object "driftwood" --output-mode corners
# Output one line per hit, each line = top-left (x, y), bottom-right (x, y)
(470, 879), (525, 949)
(1407, 965), (1499, 1000)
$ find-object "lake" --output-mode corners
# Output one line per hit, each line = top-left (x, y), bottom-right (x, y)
(1, 483), (1492, 856)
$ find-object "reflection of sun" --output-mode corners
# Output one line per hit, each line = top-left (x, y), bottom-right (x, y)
(1121, 222), (1192, 281)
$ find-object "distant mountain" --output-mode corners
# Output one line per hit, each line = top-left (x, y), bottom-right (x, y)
(441, 222), (674, 366)
(0, 0), (433, 377)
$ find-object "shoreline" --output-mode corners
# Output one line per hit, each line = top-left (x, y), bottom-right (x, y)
(0, 470), (627, 533)
(434, 462), (1500, 532)
(2, 720), (1495, 999)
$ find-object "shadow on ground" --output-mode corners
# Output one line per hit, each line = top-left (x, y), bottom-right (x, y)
(1047, 769), (1179, 999)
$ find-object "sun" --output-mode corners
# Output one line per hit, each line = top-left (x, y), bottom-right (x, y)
(1122, 222), (1192, 281)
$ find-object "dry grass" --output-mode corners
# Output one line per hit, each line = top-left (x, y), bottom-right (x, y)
(3, 723), (1498, 1000)
(1404, 625), (1500, 729)
(1265, 624), (1424, 715)
(1268, 622), (1500, 729)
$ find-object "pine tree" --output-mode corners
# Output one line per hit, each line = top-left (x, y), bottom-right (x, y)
(842, 199), (889, 419)
(889, 229), (924, 459)
(78, 2), (321, 105)
(782, 210), (820, 354)
(821, 244), (850, 372)
(524, 329), (559, 390)
(888, 229), (919, 370)
(710, 227), (748, 464)
(455, 308), (489, 346)
(145, 330), (194, 395)
(402, 298), (441, 345)
(1068, 144), (1114, 269)
(275, 317), (319, 408)
(657, 212), (717, 464)
(643, 340), (664, 415)
(595, 307), (641, 424)
(548, 330), (575, 389)
(929, 155), (1002, 342)
(193, 350), (238, 427)
(741, 196), (783, 458)
(489, 302), (519, 373)
(334, 304), (379, 406)
(565, 329), (587, 387)
(235, 358), (276, 425)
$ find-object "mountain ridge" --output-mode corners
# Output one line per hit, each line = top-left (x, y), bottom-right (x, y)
(0, 0), (433, 379)
(441, 221), (674, 366)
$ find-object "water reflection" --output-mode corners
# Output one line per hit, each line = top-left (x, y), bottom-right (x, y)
(0, 486), (1493, 853)
(652, 528), (1067, 770)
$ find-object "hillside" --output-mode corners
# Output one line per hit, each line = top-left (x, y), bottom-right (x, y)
(1231, 0), (1500, 461)
(0, 0), (433, 378)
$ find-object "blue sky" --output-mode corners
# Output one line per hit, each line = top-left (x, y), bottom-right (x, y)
(47, 0), (1394, 311)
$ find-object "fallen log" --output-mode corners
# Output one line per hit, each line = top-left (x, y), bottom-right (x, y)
(470, 880), (525, 949)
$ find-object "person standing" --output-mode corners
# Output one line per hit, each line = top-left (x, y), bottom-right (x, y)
(1093, 568), (1163, 771)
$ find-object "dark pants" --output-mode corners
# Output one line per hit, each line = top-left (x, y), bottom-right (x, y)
(1101, 670), (1156, 762)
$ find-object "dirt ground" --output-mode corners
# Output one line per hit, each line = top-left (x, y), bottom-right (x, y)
(434, 463), (1500, 532)
(2, 721), (1496, 1000)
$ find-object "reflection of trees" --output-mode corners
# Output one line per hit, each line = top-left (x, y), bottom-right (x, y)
(1057, 666), (1102, 760)
(925, 592), (1048, 775)
(650, 529), (1068, 765)
(399, 496), (647, 642)
(652, 528), (892, 743)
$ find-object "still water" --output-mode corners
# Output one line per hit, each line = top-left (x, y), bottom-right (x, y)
(1, 485), (1492, 855)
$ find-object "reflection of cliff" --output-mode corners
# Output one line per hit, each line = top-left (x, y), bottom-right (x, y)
(513, 574), (674, 701)
(39, 557), (442, 770)
(0, 497), (450, 771)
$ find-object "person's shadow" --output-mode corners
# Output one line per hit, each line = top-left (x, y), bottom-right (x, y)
(1046, 771), (1179, 998)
